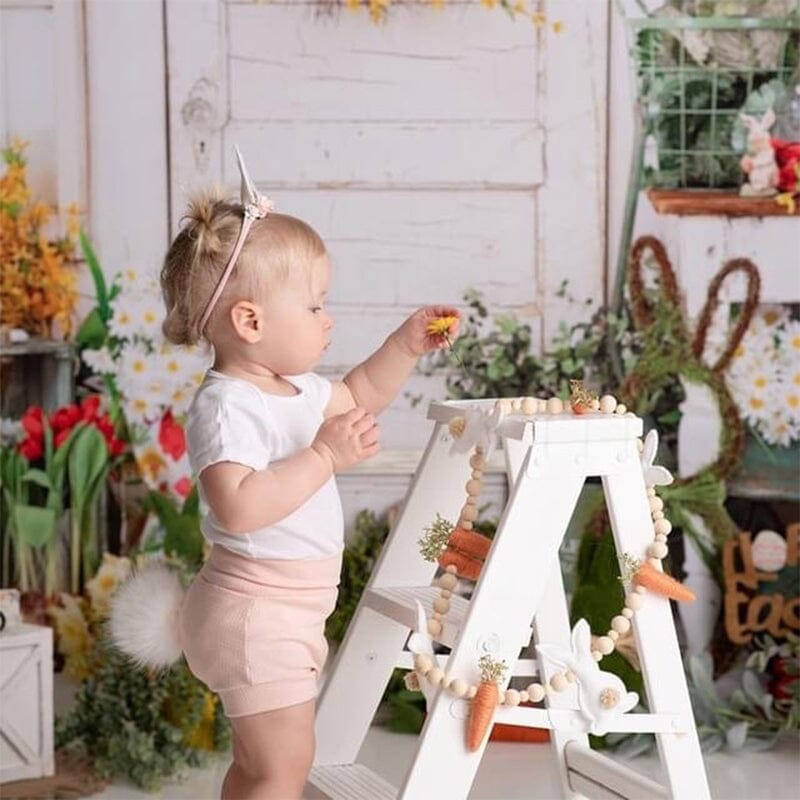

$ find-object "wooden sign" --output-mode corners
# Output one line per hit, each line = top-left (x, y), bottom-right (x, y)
(723, 524), (800, 645)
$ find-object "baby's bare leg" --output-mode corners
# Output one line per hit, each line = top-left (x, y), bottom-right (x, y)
(221, 699), (315, 800)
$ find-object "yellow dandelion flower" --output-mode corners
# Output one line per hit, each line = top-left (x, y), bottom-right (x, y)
(776, 192), (796, 215)
(138, 448), (167, 481)
(481, 0), (497, 8)
(552, 20), (565, 34)
(791, 334), (800, 351)
(426, 316), (458, 337)
(749, 396), (765, 411)
(345, 0), (360, 9)
(531, 12), (547, 28)
(786, 393), (799, 411)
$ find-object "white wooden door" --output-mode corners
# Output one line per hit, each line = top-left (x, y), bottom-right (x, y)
(165, 0), (610, 450)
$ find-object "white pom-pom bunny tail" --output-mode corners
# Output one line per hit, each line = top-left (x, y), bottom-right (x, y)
(109, 563), (185, 669)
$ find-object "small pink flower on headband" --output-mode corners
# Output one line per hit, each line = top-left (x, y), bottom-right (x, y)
(198, 146), (275, 333)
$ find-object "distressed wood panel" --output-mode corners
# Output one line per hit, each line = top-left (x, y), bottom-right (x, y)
(254, 189), (537, 308)
(225, 121), (543, 188)
(86, 0), (169, 274)
(227, 3), (538, 122)
(537, 0), (608, 343)
(0, 3), (56, 201)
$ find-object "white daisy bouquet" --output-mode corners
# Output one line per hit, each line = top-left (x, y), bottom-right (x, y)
(726, 305), (800, 447)
(77, 236), (210, 502)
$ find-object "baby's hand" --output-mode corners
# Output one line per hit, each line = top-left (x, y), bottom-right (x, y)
(394, 305), (461, 357)
(311, 407), (380, 473)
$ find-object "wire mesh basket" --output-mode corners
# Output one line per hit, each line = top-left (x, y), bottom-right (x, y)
(626, 2), (799, 189)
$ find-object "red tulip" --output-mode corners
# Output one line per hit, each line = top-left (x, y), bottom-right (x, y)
(80, 394), (102, 421)
(19, 435), (44, 462)
(20, 406), (44, 439)
(108, 438), (126, 457)
(54, 428), (72, 449)
(174, 476), (192, 498)
(50, 404), (81, 432)
(159, 410), (186, 461)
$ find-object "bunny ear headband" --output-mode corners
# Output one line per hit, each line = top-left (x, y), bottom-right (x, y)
(197, 146), (275, 333)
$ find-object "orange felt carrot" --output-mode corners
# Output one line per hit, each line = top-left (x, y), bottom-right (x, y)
(633, 561), (696, 602)
(439, 549), (483, 581)
(466, 655), (507, 752)
(448, 527), (492, 561)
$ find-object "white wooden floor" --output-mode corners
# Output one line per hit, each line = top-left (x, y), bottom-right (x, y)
(91, 726), (799, 800)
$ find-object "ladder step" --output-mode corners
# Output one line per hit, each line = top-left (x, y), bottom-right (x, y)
(307, 763), (397, 800)
(362, 586), (470, 649)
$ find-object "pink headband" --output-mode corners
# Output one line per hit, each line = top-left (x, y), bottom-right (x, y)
(198, 146), (274, 334)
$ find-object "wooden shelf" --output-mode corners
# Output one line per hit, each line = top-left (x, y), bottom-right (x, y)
(647, 189), (798, 218)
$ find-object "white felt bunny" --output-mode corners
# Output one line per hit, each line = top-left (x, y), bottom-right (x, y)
(406, 600), (438, 711)
(536, 619), (638, 735)
(739, 109), (779, 197)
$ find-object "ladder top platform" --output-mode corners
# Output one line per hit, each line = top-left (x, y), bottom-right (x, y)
(426, 399), (644, 443)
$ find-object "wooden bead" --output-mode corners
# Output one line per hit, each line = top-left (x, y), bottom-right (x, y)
(566, 671), (576, 683)
(459, 521), (473, 530)
(646, 486), (657, 497)
(615, 403), (627, 415)
(607, 629), (619, 641)
(433, 597), (450, 614)
(596, 636), (615, 655)
(450, 678), (468, 698)
(440, 589), (452, 599)
(648, 541), (668, 560)
(654, 518), (672, 536)
(527, 683), (545, 702)
(427, 667), (444, 687)
(621, 607), (634, 619)
(649, 496), (664, 513)
(652, 510), (665, 520)
(460, 504), (479, 523)
(550, 674), (568, 693)
(536, 399), (548, 413)
(511, 398), (522, 411)
(445, 564), (458, 574)
(519, 690), (530, 703)
(470, 469), (483, 480)
(546, 397), (564, 415)
(655, 533), (667, 543)
(465, 479), (482, 496)
(626, 593), (643, 611)
(635, 584), (647, 594)
(496, 399), (513, 415)
(469, 452), (486, 469)
(599, 395), (617, 413)
(439, 573), (457, 590)
(504, 689), (521, 706)
(467, 684), (478, 699)
(647, 557), (661, 568)
(521, 396), (537, 415)
(414, 654), (433, 674)
(427, 618), (443, 637)
(591, 650), (603, 661)
(611, 615), (631, 634)
(432, 611), (443, 622)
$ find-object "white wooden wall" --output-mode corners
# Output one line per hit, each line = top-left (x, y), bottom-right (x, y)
(3, 0), (610, 522)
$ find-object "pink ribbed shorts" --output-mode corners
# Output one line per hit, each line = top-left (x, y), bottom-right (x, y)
(179, 544), (342, 718)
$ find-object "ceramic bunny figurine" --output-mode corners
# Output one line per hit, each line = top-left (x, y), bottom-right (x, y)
(536, 619), (638, 735)
(739, 109), (779, 197)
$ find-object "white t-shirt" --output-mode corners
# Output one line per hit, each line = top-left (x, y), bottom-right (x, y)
(185, 369), (344, 560)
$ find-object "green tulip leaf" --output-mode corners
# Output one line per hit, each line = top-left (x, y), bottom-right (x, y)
(13, 504), (56, 548)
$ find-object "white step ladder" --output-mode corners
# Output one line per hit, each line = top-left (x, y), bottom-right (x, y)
(309, 399), (710, 800)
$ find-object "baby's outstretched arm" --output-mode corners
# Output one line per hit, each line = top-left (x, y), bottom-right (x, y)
(201, 407), (379, 533)
(332, 305), (460, 416)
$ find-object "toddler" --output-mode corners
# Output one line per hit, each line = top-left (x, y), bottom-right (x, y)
(126, 151), (459, 800)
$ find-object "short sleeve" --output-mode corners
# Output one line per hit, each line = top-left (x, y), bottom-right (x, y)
(294, 372), (332, 416)
(186, 382), (271, 476)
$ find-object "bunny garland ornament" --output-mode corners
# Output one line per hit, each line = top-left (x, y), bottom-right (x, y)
(739, 109), (780, 197)
(537, 619), (639, 735)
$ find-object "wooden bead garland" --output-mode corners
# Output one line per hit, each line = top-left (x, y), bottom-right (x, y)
(411, 395), (680, 720)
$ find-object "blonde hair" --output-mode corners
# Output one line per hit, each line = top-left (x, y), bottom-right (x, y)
(161, 191), (326, 346)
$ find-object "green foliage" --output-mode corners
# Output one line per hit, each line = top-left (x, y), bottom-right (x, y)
(147, 486), (204, 569)
(423, 289), (640, 402)
(56, 641), (230, 791)
(326, 509), (390, 645)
